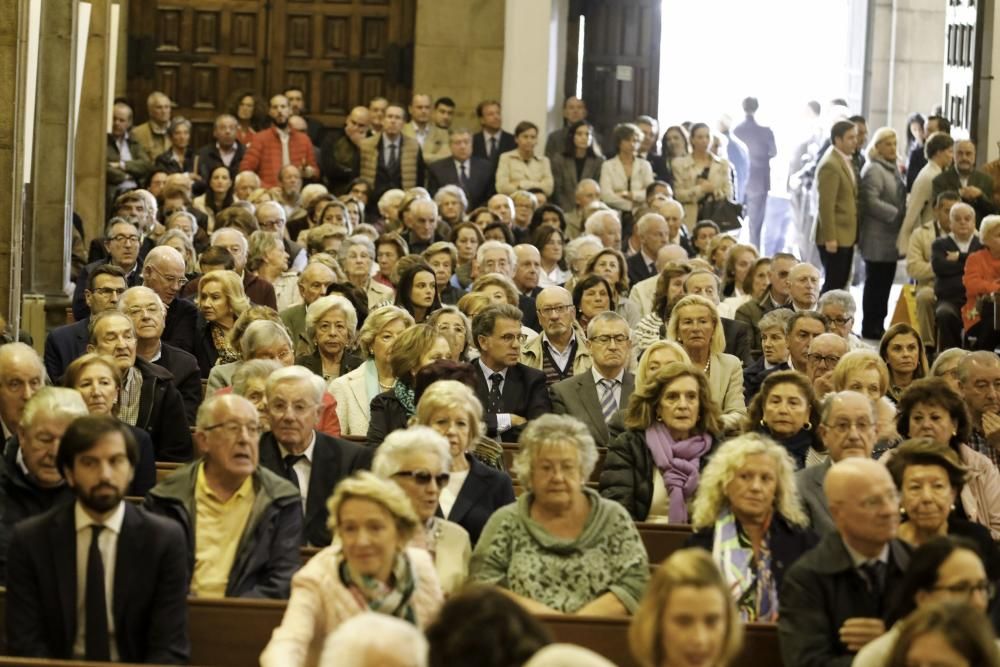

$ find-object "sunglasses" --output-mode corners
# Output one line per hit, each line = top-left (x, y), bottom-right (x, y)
(393, 469), (450, 487)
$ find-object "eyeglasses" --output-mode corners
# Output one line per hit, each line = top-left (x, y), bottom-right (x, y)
(857, 490), (899, 511)
(109, 234), (141, 245)
(824, 419), (875, 435)
(826, 316), (853, 326)
(808, 353), (843, 367)
(393, 469), (450, 487)
(497, 333), (528, 344)
(92, 287), (127, 298)
(202, 421), (262, 438)
(147, 263), (189, 287)
(538, 304), (574, 317)
(932, 580), (996, 599)
(590, 334), (629, 346)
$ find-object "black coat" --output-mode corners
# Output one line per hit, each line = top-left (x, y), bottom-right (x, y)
(778, 532), (912, 667)
(685, 513), (819, 593)
(43, 318), (89, 383)
(134, 357), (194, 462)
(932, 235), (983, 305)
(196, 141), (247, 182)
(257, 431), (372, 547)
(293, 349), (362, 381)
(6, 502), (190, 663)
(154, 342), (202, 426)
(193, 313), (223, 380)
(427, 156), (494, 209)
(626, 252), (656, 287)
(366, 389), (411, 448)
(472, 362), (552, 443)
(721, 317), (754, 366)
(743, 358), (790, 401)
(437, 454), (515, 546)
(161, 297), (199, 357)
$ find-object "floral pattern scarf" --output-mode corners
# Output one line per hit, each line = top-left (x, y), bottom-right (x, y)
(393, 381), (416, 416)
(339, 550), (417, 623)
(210, 323), (239, 366)
(711, 507), (778, 622)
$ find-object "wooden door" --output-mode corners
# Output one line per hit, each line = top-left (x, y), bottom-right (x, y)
(944, 0), (985, 142)
(571, 0), (661, 154)
(126, 0), (416, 146)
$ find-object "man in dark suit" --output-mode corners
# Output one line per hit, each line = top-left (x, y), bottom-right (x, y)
(932, 139), (997, 222)
(683, 270), (755, 366)
(196, 114), (246, 182)
(45, 265), (127, 382)
(780, 458), (910, 667)
(258, 366), (372, 546)
(140, 246), (198, 355)
(796, 391), (877, 536)
(626, 213), (671, 287)
(551, 312), (634, 447)
(428, 128), (492, 209)
(471, 304), (552, 443)
(932, 203), (981, 351)
(73, 218), (144, 322)
(6, 415), (189, 663)
(472, 99), (516, 178)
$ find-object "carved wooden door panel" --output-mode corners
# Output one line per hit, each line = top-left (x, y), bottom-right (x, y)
(943, 0), (984, 141)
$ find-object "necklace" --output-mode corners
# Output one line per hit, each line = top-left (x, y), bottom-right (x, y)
(378, 377), (394, 392)
(704, 358), (711, 374)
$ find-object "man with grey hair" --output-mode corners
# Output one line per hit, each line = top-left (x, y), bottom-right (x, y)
(72, 217), (145, 321)
(472, 304), (551, 442)
(488, 193), (515, 227)
(584, 209), (622, 250)
(257, 200), (307, 273)
(234, 170), (261, 202)
(551, 311), (633, 446)
(0, 343), (45, 441)
(653, 198), (694, 256)
(933, 201), (981, 350)
(959, 350), (1000, 468)
(478, 240), (540, 332)
(107, 101), (153, 205)
(626, 213), (670, 286)
(145, 393), (302, 598)
(203, 227), (278, 309)
(131, 91), (172, 159)
(628, 244), (689, 317)
(197, 113), (246, 182)
(795, 390), (878, 535)
(806, 333), (849, 399)
(565, 179), (603, 238)
(319, 612), (428, 667)
(788, 263), (821, 311)
(818, 289), (868, 350)
(258, 366), (371, 546)
(141, 245), (199, 353)
(403, 198), (444, 254)
(120, 286), (201, 424)
(521, 286), (591, 384)
(280, 261), (339, 356)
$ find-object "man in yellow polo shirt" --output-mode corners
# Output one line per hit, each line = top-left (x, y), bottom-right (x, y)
(145, 394), (302, 598)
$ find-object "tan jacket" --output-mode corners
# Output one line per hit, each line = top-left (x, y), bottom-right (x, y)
(815, 147), (858, 246)
(906, 219), (941, 288)
(708, 352), (748, 433)
(326, 362), (372, 437)
(520, 326), (593, 376)
(131, 122), (171, 161)
(366, 279), (396, 309)
(402, 122), (450, 163)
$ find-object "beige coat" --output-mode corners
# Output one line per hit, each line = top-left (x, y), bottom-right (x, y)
(520, 327), (593, 376)
(708, 352), (747, 433)
(327, 362), (373, 437)
(402, 122), (451, 163)
(495, 151), (554, 196)
(366, 279), (395, 310)
(432, 520), (471, 596)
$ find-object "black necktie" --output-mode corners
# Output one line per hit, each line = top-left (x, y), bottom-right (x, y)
(387, 142), (397, 168)
(488, 372), (503, 414)
(284, 454), (305, 490)
(85, 525), (110, 661)
(459, 162), (468, 187)
(860, 561), (885, 594)
(489, 136), (498, 158)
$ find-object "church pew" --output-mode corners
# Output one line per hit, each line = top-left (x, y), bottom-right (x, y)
(635, 522), (694, 563)
(0, 590), (782, 667)
(0, 659), (175, 667)
(155, 461), (181, 483)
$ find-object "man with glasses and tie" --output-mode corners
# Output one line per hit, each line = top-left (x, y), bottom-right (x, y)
(471, 304), (551, 443)
(72, 217), (144, 321)
(257, 366), (371, 546)
(551, 312), (633, 447)
(145, 394), (302, 599)
(806, 333), (849, 399)
(428, 128), (492, 208)
(780, 457), (912, 666)
(358, 103), (426, 204)
(6, 415), (189, 663)
(521, 286), (592, 385)
(46, 264), (128, 382)
(140, 245), (199, 354)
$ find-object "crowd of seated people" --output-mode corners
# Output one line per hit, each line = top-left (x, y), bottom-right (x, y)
(9, 89), (1000, 667)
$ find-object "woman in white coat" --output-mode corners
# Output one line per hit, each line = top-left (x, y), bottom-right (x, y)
(599, 122), (655, 216)
(327, 305), (414, 436)
(671, 122), (734, 230)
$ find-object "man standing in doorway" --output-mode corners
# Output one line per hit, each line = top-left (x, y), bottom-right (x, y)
(815, 120), (859, 294)
(733, 97), (777, 252)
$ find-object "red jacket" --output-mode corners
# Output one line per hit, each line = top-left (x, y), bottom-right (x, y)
(216, 385), (342, 437)
(962, 248), (1000, 330)
(239, 127), (318, 188)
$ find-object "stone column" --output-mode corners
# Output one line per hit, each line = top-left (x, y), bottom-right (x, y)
(0, 0), (21, 325)
(75, 0), (112, 243)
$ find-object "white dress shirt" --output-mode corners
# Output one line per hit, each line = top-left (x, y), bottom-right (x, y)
(279, 432), (317, 510)
(74, 501), (125, 660)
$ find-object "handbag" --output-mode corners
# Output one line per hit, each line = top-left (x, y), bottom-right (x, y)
(700, 195), (744, 233)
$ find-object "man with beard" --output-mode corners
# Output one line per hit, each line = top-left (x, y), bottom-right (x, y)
(239, 94), (318, 189)
(6, 416), (189, 662)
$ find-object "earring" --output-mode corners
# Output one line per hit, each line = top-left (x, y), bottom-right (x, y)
(760, 419), (767, 428)
(899, 507), (907, 516)
(803, 421), (813, 431)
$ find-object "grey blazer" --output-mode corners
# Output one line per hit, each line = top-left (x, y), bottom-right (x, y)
(795, 459), (835, 536)
(550, 370), (635, 447)
(859, 156), (906, 263)
(550, 153), (604, 212)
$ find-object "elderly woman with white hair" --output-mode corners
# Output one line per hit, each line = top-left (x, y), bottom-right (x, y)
(859, 126), (906, 339)
(666, 294), (747, 432)
(434, 184), (469, 227)
(340, 234), (395, 309)
(374, 426), (471, 596)
(685, 432), (818, 622)
(377, 188), (407, 229)
(318, 612), (428, 667)
(260, 473), (443, 667)
(470, 414), (649, 616)
(413, 380), (516, 544)
(562, 233), (604, 293)
(295, 294), (363, 383)
(962, 215), (1000, 350)
(231, 358), (282, 431)
(327, 305), (414, 436)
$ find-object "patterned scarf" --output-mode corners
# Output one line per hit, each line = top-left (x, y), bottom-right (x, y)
(644, 422), (712, 523)
(711, 507), (778, 622)
(339, 550), (417, 623)
(210, 323), (239, 366)
(393, 381), (416, 416)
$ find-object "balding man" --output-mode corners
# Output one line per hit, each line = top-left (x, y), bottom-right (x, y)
(521, 286), (591, 385)
(564, 182), (604, 241)
(513, 245), (542, 299)
(198, 228), (277, 310)
(796, 391), (878, 535)
(628, 244), (689, 316)
(807, 333), (849, 399)
(932, 139), (997, 221)
(626, 213), (671, 285)
(239, 94), (318, 188)
(196, 114), (246, 183)
(0, 343), (45, 440)
(320, 106), (370, 195)
(280, 261), (339, 356)
(107, 102), (153, 206)
(141, 246), (199, 354)
(427, 128), (492, 209)
(933, 202), (981, 350)
(359, 103), (426, 202)
(131, 91), (172, 160)
(146, 394), (302, 598)
(780, 458), (910, 666)
(584, 210), (622, 250)
(788, 263), (821, 311)
(402, 93), (450, 163)
(959, 351), (1000, 467)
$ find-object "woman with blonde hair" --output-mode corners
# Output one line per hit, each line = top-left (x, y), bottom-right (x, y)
(634, 340), (691, 389)
(831, 349), (891, 401)
(629, 548), (744, 667)
(687, 433), (817, 621)
(194, 269), (251, 378)
(260, 472), (443, 667)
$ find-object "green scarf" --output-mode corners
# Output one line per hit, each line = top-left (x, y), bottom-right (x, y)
(393, 381), (416, 416)
(339, 550), (417, 623)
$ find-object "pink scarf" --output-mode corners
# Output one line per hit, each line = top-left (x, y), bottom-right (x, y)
(645, 422), (712, 523)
